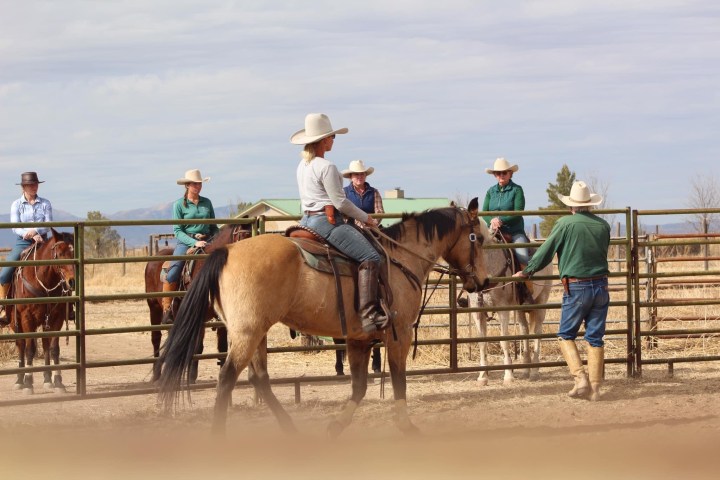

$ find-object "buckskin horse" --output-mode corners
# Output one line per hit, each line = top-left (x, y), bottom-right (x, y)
(144, 222), (252, 382)
(470, 231), (552, 385)
(6, 228), (76, 394)
(157, 200), (490, 437)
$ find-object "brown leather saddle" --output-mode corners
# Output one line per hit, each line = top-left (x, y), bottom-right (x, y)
(285, 225), (391, 336)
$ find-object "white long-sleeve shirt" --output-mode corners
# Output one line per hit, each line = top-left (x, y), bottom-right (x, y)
(296, 156), (368, 223)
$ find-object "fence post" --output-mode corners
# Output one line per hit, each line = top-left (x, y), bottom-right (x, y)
(122, 238), (126, 276)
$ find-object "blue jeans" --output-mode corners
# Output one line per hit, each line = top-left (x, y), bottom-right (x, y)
(511, 232), (531, 266)
(300, 212), (380, 264)
(165, 243), (190, 284)
(0, 237), (33, 284)
(558, 277), (610, 347)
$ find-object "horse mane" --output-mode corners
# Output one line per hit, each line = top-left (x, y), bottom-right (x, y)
(381, 207), (462, 245)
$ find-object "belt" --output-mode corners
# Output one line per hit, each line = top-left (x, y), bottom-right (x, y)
(566, 275), (607, 283)
(304, 210), (325, 216)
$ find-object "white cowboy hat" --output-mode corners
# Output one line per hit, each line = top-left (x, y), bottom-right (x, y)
(342, 160), (375, 178)
(177, 169), (210, 185)
(290, 113), (349, 145)
(485, 157), (519, 175)
(560, 181), (603, 207)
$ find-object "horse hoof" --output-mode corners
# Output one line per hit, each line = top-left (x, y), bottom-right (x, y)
(327, 420), (345, 439)
(22, 387), (34, 395)
(503, 377), (514, 385)
(54, 386), (67, 394)
(43, 382), (54, 390)
(515, 370), (530, 380)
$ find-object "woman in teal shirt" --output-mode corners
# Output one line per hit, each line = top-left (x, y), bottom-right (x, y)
(482, 157), (533, 303)
(161, 169), (219, 323)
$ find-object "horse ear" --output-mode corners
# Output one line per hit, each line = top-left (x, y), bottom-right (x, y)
(450, 200), (457, 207)
(467, 197), (479, 216)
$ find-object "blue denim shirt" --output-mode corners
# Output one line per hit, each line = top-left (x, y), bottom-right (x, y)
(10, 194), (53, 238)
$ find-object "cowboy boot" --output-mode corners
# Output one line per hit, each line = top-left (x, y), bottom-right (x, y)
(558, 338), (590, 399)
(0, 283), (10, 327)
(358, 261), (389, 333)
(587, 345), (605, 401)
(161, 282), (179, 325)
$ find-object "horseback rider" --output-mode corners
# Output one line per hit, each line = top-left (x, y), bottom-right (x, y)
(1, 172), (54, 327)
(291, 113), (388, 333)
(161, 169), (219, 324)
(482, 157), (534, 304)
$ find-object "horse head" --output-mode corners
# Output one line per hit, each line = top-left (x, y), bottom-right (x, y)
(442, 198), (491, 293)
(46, 228), (76, 291)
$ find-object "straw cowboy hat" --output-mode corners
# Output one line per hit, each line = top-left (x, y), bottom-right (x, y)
(560, 181), (603, 207)
(177, 169), (210, 185)
(290, 113), (348, 145)
(342, 160), (375, 178)
(485, 157), (519, 175)
(16, 172), (45, 185)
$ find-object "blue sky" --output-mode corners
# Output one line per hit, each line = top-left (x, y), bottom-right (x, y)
(1, 0), (718, 218)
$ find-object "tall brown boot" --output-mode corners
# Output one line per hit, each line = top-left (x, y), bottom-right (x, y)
(0, 283), (10, 327)
(161, 282), (178, 325)
(358, 261), (389, 333)
(558, 338), (590, 399)
(587, 345), (605, 401)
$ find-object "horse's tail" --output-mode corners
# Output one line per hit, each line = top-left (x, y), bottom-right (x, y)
(157, 247), (229, 411)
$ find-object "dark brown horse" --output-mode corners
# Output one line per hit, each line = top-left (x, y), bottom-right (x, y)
(7, 228), (76, 394)
(158, 201), (490, 437)
(144, 222), (251, 382)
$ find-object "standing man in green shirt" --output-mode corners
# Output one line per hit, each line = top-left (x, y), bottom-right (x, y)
(513, 181), (610, 401)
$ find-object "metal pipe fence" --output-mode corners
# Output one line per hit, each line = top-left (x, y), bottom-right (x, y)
(0, 207), (718, 406)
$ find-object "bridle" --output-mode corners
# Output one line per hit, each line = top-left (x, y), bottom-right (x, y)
(18, 239), (74, 298)
(438, 208), (486, 292)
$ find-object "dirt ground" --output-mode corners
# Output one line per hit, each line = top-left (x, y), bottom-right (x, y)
(2, 298), (720, 479)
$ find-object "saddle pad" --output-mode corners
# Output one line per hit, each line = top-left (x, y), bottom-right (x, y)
(288, 238), (356, 277)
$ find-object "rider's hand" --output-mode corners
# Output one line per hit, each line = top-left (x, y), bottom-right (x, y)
(33, 234), (44, 243)
(512, 271), (527, 279)
(23, 229), (37, 240)
(364, 216), (378, 228)
(490, 217), (502, 231)
(194, 240), (207, 248)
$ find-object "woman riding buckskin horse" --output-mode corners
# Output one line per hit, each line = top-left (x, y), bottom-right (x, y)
(1, 172), (54, 327)
(292, 113), (387, 333)
(161, 169), (219, 324)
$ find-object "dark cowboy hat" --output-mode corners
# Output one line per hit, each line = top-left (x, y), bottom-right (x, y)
(16, 172), (45, 185)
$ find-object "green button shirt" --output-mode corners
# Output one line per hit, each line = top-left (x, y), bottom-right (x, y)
(481, 180), (526, 236)
(172, 196), (220, 248)
(523, 211), (610, 279)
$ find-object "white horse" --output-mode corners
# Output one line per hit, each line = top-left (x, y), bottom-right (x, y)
(470, 232), (552, 385)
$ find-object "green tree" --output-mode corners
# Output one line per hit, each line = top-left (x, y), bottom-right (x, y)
(227, 198), (254, 217)
(84, 211), (122, 258)
(538, 165), (576, 237)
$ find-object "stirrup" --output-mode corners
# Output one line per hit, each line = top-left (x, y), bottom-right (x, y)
(361, 312), (390, 333)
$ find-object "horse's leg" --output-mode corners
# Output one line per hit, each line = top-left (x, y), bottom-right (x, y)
(216, 326), (228, 368)
(14, 339), (25, 390)
(247, 336), (296, 433)
(23, 338), (36, 394)
(527, 309), (545, 381)
(212, 332), (266, 437)
(189, 328), (205, 384)
(385, 335), (419, 435)
(498, 311), (515, 384)
(49, 336), (66, 392)
(327, 338), (371, 439)
(513, 310), (531, 379)
(333, 338), (346, 375)
(150, 300), (163, 382)
(42, 336), (53, 390)
(471, 293), (490, 385)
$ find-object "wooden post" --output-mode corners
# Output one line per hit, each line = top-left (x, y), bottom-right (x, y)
(122, 238), (126, 276)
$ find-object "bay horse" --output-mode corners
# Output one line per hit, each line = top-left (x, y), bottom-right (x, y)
(144, 222), (251, 382)
(470, 231), (552, 385)
(6, 228), (76, 393)
(157, 200), (490, 437)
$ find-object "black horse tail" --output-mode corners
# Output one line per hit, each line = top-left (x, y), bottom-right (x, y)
(157, 247), (229, 411)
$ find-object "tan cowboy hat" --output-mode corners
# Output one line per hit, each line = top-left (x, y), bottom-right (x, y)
(560, 181), (603, 207)
(342, 160), (375, 178)
(16, 172), (45, 185)
(485, 157), (519, 175)
(290, 113), (349, 145)
(177, 169), (210, 185)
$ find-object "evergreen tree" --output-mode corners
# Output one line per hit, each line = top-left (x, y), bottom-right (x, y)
(84, 211), (122, 258)
(538, 165), (576, 237)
